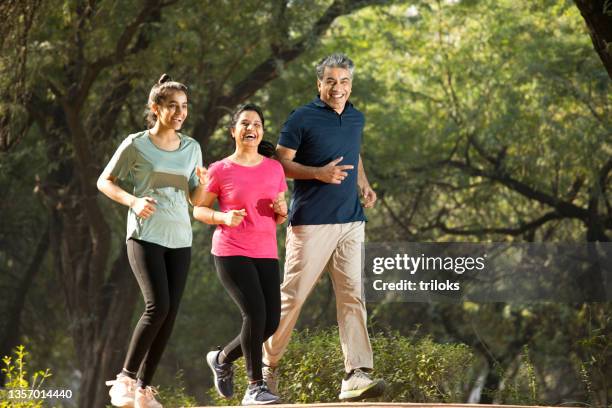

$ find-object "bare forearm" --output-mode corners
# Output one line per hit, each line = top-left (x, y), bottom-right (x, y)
(279, 158), (320, 180)
(97, 179), (136, 208)
(193, 206), (226, 225)
(189, 184), (207, 206)
(358, 155), (370, 188)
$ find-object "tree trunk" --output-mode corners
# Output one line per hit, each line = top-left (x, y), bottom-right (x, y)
(0, 225), (49, 385)
(479, 358), (501, 404)
(84, 248), (137, 408)
(48, 202), (138, 408)
(574, 0), (612, 80)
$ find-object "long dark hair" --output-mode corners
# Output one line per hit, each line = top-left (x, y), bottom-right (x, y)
(146, 74), (188, 128)
(229, 103), (275, 158)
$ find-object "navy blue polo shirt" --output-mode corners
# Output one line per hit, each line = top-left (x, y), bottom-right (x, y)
(278, 96), (366, 226)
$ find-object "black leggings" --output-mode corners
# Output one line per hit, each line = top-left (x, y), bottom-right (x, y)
(123, 238), (191, 386)
(214, 256), (281, 381)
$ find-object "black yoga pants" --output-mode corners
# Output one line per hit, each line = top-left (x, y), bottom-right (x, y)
(123, 238), (191, 386)
(214, 255), (281, 381)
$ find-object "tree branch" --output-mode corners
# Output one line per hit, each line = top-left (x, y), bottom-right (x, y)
(600, 157), (612, 218)
(74, 0), (176, 107)
(435, 211), (564, 237)
(379, 195), (416, 238)
(443, 159), (589, 220)
(574, 0), (612, 80)
(192, 0), (394, 145)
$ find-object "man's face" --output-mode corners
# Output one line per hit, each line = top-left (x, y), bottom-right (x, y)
(317, 67), (352, 114)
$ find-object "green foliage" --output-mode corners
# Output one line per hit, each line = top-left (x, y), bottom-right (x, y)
(157, 370), (198, 408)
(0, 345), (52, 408)
(208, 329), (474, 405)
(604, 0), (612, 16)
(302, 0), (612, 243)
(1, 0), (610, 406)
(371, 331), (474, 402)
(496, 345), (540, 405)
(575, 304), (612, 406)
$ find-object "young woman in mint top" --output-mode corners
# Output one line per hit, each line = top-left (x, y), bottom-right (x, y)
(97, 74), (206, 408)
(194, 104), (287, 405)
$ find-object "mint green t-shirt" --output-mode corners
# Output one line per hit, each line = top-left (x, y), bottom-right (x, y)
(103, 131), (202, 248)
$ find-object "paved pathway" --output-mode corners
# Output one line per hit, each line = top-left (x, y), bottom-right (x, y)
(194, 403), (568, 408)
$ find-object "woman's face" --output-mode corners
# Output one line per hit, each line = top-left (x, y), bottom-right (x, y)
(153, 91), (188, 130)
(231, 110), (264, 148)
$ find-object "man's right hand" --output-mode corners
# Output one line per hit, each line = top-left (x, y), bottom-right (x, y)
(131, 197), (157, 219)
(224, 209), (247, 227)
(315, 157), (354, 184)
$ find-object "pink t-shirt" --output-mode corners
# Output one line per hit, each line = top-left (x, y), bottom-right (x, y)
(206, 157), (288, 258)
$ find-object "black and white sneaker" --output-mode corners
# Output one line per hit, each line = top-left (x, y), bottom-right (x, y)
(338, 368), (385, 401)
(241, 381), (279, 405)
(206, 349), (234, 398)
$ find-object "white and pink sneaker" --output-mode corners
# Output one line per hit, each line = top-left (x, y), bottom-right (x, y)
(134, 386), (163, 408)
(105, 375), (136, 407)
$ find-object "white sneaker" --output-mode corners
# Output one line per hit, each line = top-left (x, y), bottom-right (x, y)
(134, 386), (163, 408)
(338, 368), (385, 401)
(105, 375), (136, 407)
(261, 365), (280, 395)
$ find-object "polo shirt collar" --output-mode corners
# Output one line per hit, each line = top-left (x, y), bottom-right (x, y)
(312, 95), (353, 112)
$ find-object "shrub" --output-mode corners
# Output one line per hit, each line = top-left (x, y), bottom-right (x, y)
(0, 345), (52, 408)
(208, 328), (474, 405)
(496, 346), (540, 405)
(157, 370), (198, 408)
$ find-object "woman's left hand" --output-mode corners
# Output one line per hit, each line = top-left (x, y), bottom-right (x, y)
(271, 197), (287, 217)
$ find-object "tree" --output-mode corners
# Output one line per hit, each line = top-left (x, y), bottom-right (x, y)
(2, 0), (610, 405)
(0, 1), (399, 406)
(254, 0), (610, 403)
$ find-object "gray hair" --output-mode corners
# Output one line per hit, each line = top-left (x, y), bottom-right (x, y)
(315, 53), (355, 80)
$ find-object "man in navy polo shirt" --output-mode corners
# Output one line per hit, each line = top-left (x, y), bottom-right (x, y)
(262, 53), (384, 401)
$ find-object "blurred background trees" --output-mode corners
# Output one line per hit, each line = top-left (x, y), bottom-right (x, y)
(0, 0), (610, 407)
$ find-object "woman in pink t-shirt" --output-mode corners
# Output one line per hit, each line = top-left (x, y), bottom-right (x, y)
(194, 104), (287, 405)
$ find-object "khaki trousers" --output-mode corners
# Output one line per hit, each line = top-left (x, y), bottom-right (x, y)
(262, 221), (373, 372)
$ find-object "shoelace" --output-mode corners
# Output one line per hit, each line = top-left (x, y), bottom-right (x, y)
(251, 383), (269, 399)
(213, 347), (234, 381)
(143, 386), (160, 400)
(351, 369), (371, 381)
(216, 363), (234, 381)
(147, 386), (159, 395)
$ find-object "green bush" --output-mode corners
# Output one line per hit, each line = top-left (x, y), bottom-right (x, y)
(371, 332), (474, 402)
(208, 328), (474, 405)
(496, 346), (540, 405)
(157, 370), (198, 408)
(0, 345), (52, 408)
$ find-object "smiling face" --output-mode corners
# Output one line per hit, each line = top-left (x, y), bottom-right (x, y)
(152, 90), (188, 130)
(317, 66), (352, 114)
(230, 110), (264, 149)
